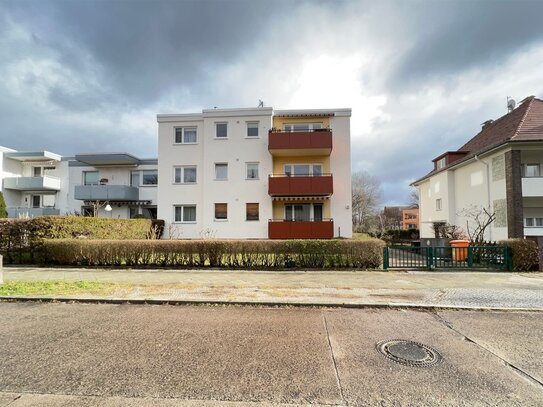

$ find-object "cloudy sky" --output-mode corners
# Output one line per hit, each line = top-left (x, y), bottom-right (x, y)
(1, 0), (543, 205)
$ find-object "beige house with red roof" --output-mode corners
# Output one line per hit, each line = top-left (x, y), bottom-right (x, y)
(413, 96), (543, 241)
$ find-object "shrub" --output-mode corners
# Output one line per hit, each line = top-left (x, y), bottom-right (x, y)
(499, 239), (539, 272)
(0, 192), (6, 218)
(42, 239), (385, 269)
(0, 217), (163, 264)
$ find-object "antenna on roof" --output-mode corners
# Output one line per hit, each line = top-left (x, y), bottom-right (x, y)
(258, 99), (264, 108)
(507, 96), (516, 112)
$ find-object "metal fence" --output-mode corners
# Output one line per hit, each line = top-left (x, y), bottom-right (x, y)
(383, 246), (512, 271)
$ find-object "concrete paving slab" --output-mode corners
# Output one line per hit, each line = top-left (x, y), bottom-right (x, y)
(4, 392), (334, 406)
(324, 308), (543, 406)
(439, 310), (543, 384)
(0, 392), (20, 406)
(0, 303), (341, 405)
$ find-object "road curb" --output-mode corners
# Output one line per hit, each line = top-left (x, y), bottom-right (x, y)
(0, 295), (541, 312)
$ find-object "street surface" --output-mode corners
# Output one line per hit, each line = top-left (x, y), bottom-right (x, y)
(0, 302), (542, 406)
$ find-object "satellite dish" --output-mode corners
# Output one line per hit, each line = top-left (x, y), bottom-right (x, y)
(507, 98), (516, 112)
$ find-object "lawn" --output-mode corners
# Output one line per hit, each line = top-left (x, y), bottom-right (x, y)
(0, 281), (123, 296)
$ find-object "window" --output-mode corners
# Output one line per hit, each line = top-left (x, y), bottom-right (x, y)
(33, 167), (42, 177)
(174, 205), (196, 222)
(525, 217), (543, 227)
(285, 203), (324, 221)
(130, 171), (140, 187)
(31, 195), (41, 208)
(246, 203), (259, 221)
(284, 164), (322, 176)
(283, 123), (322, 132)
(247, 122), (259, 137)
(175, 127), (197, 144)
(83, 171), (99, 186)
(174, 166), (197, 184)
(215, 163), (228, 180)
(214, 203), (227, 220)
(522, 164), (540, 177)
(436, 158), (446, 170)
(246, 163), (259, 179)
(142, 170), (158, 185)
(436, 199), (442, 211)
(216, 123), (228, 138)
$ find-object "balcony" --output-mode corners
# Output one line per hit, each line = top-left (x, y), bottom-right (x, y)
(3, 176), (61, 191)
(7, 207), (60, 218)
(74, 185), (139, 201)
(268, 174), (333, 196)
(268, 129), (332, 156)
(268, 219), (334, 239)
(522, 177), (543, 197)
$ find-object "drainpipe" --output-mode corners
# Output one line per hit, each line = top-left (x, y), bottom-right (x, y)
(474, 155), (492, 241)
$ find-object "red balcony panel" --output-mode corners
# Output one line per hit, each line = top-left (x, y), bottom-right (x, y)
(268, 130), (332, 155)
(268, 175), (333, 196)
(268, 220), (334, 239)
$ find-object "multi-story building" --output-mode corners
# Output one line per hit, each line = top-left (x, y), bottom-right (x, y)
(0, 148), (158, 219)
(66, 153), (158, 218)
(402, 206), (419, 230)
(413, 96), (543, 241)
(157, 106), (352, 239)
(0, 147), (65, 218)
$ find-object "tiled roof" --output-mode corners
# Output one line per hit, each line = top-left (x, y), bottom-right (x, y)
(412, 96), (543, 185)
(459, 96), (543, 153)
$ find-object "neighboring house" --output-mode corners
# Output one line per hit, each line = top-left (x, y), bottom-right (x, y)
(66, 153), (158, 218)
(0, 148), (65, 218)
(413, 96), (543, 242)
(402, 205), (419, 230)
(157, 106), (352, 239)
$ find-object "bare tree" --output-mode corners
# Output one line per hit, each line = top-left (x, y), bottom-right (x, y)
(408, 187), (419, 207)
(351, 171), (382, 232)
(460, 205), (496, 244)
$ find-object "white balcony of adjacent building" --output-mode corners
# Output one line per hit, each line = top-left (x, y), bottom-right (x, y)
(522, 177), (543, 197)
(74, 184), (140, 201)
(7, 207), (61, 218)
(3, 175), (61, 191)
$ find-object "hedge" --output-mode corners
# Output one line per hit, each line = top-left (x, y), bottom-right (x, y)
(500, 239), (539, 271)
(42, 239), (385, 269)
(0, 217), (164, 264)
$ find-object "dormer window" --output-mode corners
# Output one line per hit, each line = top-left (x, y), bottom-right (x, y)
(436, 157), (446, 170)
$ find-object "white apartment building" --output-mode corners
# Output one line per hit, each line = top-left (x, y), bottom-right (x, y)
(413, 96), (543, 242)
(1, 148), (158, 219)
(157, 106), (352, 239)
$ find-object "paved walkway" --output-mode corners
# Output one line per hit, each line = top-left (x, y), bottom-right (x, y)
(3, 267), (543, 309)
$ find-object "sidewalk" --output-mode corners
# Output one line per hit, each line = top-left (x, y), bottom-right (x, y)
(3, 267), (543, 309)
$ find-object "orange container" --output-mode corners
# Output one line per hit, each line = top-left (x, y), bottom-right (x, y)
(450, 240), (469, 262)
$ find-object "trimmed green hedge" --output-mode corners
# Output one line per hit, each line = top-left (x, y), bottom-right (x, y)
(0, 217), (164, 263)
(500, 239), (539, 271)
(42, 239), (385, 269)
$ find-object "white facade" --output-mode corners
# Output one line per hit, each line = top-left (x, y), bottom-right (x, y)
(157, 107), (352, 239)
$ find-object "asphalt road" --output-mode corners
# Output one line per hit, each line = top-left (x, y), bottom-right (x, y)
(0, 303), (542, 406)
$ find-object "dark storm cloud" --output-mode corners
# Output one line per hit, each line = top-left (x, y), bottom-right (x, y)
(389, 1), (543, 88)
(3, 0), (290, 105)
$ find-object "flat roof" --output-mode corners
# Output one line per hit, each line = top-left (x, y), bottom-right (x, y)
(74, 153), (141, 166)
(4, 151), (62, 162)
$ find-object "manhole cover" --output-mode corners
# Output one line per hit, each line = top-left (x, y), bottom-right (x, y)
(376, 339), (442, 367)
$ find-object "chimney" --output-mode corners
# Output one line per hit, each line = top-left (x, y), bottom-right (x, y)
(481, 119), (493, 129)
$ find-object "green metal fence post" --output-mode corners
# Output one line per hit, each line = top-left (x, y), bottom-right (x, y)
(383, 247), (389, 270)
(426, 247), (433, 270)
(467, 246), (473, 268)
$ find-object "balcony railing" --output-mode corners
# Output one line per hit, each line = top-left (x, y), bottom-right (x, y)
(74, 185), (139, 201)
(268, 218), (334, 239)
(268, 129), (332, 156)
(522, 177), (543, 197)
(268, 174), (333, 196)
(3, 176), (61, 191)
(7, 207), (61, 218)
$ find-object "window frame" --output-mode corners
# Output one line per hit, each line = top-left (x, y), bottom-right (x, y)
(523, 163), (540, 178)
(215, 122), (228, 139)
(214, 163), (228, 180)
(246, 162), (259, 180)
(436, 198), (442, 211)
(174, 166), (197, 184)
(246, 203), (259, 221)
(174, 127), (197, 144)
(246, 122), (259, 138)
(174, 205), (197, 223)
(283, 163), (323, 176)
(214, 203), (228, 221)
(83, 170), (99, 186)
(142, 170), (158, 186)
